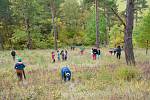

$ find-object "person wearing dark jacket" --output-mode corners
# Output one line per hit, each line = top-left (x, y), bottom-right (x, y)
(61, 67), (71, 82)
(92, 48), (98, 60)
(116, 46), (121, 59)
(14, 58), (26, 82)
(97, 49), (101, 58)
(61, 50), (65, 61)
(11, 50), (16, 61)
(64, 50), (68, 60)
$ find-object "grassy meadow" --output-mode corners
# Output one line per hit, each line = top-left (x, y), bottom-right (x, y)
(0, 48), (150, 100)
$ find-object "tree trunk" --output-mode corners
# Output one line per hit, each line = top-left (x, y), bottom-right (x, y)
(104, 0), (108, 46)
(50, 0), (57, 50)
(25, 18), (32, 49)
(95, 0), (100, 48)
(124, 0), (136, 65)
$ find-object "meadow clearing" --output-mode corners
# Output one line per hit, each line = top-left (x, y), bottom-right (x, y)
(0, 48), (150, 100)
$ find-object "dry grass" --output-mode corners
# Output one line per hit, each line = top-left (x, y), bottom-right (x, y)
(0, 48), (150, 100)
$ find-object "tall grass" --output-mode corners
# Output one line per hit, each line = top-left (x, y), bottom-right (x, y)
(0, 48), (150, 99)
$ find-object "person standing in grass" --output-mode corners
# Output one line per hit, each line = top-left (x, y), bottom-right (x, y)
(61, 50), (65, 61)
(11, 50), (16, 61)
(80, 47), (85, 55)
(92, 48), (98, 60)
(97, 48), (101, 58)
(52, 51), (55, 63)
(116, 46), (121, 59)
(64, 50), (68, 60)
(57, 50), (60, 61)
(14, 58), (26, 83)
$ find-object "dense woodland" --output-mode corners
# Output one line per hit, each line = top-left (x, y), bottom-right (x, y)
(0, 0), (150, 50)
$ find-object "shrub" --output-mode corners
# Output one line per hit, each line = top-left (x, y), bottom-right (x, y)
(114, 66), (141, 81)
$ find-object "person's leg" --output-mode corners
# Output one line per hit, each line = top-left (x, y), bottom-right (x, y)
(92, 54), (94, 60)
(116, 53), (118, 59)
(17, 72), (23, 81)
(93, 54), (95, 60)
(52, 58), (55, 63)
(94, 54), (95, 60)
(114, 51), (116, 55)
(64, 74), (66, 81)
(94, 54), (96, 60)
(119, 54), (121, 59)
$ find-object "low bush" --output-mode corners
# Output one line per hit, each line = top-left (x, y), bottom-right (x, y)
(114, 66), (141, 81)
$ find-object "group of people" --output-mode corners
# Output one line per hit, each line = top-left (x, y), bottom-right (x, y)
(109, 46), (122, 59)
(11, 49), (71, 83)
(91, 48), (101, 60)
(52, 50), (68, 63)
(10, 46), (122, 84)
(11, 50), (26, 83)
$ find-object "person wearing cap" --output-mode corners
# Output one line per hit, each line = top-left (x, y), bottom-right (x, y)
(61, 67), (71, 82)
(14, 58), (26, 82)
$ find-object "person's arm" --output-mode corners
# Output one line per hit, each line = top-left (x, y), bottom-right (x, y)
(22, 63), (26, 69)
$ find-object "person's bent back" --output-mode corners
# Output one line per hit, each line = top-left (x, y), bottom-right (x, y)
(61, 67), (71, 82)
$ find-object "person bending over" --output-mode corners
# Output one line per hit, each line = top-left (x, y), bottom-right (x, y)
(61, 67), (71, 82)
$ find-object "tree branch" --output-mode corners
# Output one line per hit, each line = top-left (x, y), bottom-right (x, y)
(110, 8), (126, 27)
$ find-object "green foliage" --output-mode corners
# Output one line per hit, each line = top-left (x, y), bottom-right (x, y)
(134, 10), (150, 48)
(0, 0), (149, 49)
(11, 29), (53, 49)
(11, 29), (28, 49)
(85, 6), (107, 45)
(109, 25), (124, 47)
(114, 66), (141, 81)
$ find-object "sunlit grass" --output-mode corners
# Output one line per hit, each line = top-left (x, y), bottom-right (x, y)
(0, 48), (150, 99)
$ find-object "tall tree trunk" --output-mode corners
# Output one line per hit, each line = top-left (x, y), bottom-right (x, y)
(104, 0), (108, 46)
(124, 0), (136, 65)
(25, 18), (32, 49)
(50, 0), (57, 50)
(95, 0), (100, 48)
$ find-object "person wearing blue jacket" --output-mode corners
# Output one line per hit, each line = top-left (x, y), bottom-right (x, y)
(61, 67), (71, 82)
(14, 58), (26, 81)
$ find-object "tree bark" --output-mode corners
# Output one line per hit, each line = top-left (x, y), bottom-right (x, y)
(25, 18), (32, 49)
(104, 0), (108, 46)
(124, 0), (136, 65)
(50, 0), (57, 50)
(95, 0), (100, 48)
